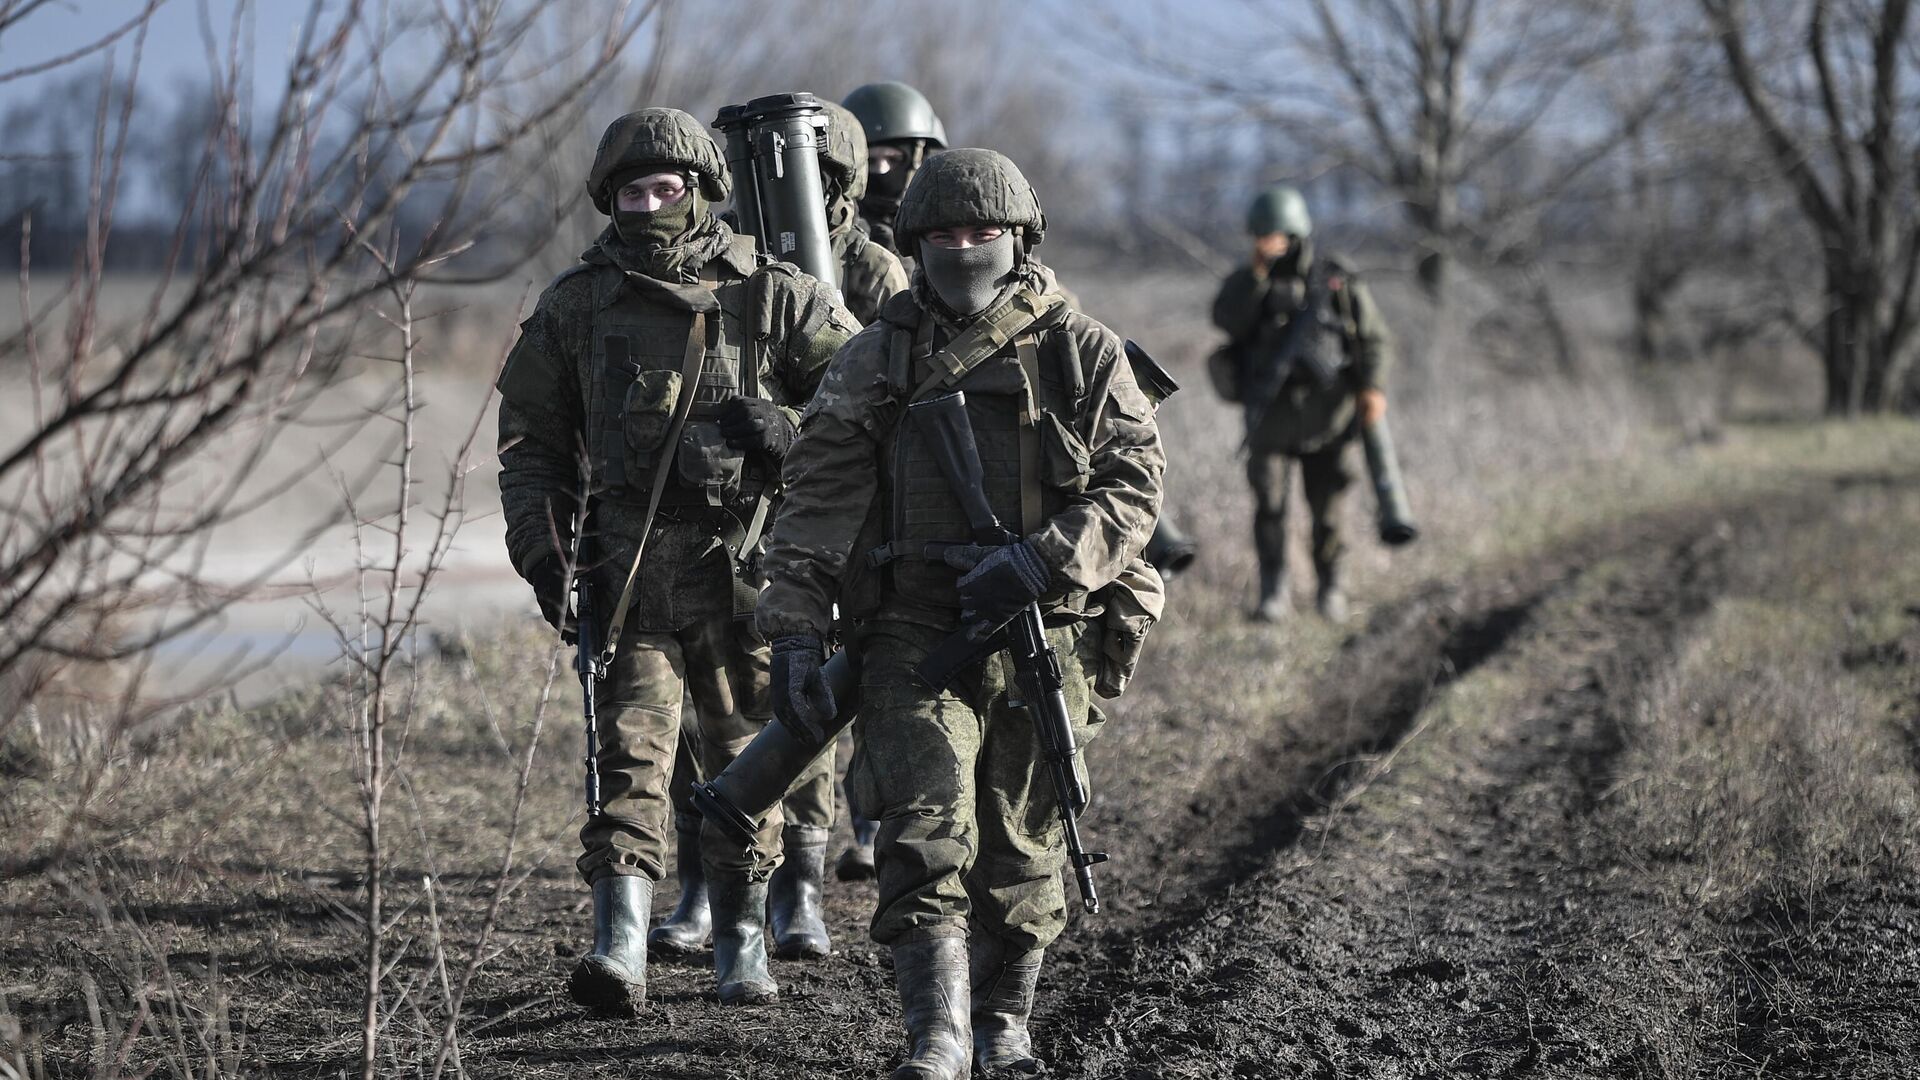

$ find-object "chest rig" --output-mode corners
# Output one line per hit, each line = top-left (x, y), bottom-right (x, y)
(1247, 258), (1349, 404)
(586, 258), (775, 517)
(864, 289), (1087, 612)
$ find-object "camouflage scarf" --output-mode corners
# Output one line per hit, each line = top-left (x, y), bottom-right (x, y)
(591, 211), (734, 284)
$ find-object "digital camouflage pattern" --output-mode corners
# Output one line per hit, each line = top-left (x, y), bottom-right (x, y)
(892, 148), (1047, 253)
(497, 209), (857, 884)
(588, 107), (730, 213)
(754, 252), (1162, 950)
(844, 618), (1105, 950)
(821, 101), (908, 326)
(757, 263), (1162, 642)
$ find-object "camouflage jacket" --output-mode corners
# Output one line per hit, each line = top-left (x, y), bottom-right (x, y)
(832, 217), (910, 326)
(1211, 245), (1393, 455)
(756, 263), (1165, 642)
(497, 221), (858, 632)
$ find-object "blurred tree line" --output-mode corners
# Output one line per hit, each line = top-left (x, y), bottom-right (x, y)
(2, 0), (1915, 412)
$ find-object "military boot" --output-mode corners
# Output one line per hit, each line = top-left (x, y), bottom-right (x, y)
(1251, 563), (1292, 623)
(769, 824), (832, 959)
(648, 814), (710, 957)
(835, 814), (879, 881)
(707, 871), (778, 1005)
(890, 937), (971, 1080)
(567, 875), (650, 1017)
(1315, 559), (1349, 625)
(971, 937), (1046, 1077)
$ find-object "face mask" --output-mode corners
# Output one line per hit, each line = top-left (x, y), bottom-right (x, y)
(919, 232), (1019, 317)
(866, 164), (910, 207)
(919, 232), (1020, 317)
(613, 192), (696, 250)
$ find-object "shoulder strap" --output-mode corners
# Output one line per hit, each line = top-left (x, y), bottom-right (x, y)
(909, 288), (1064, 402)
(598, 312), (709, 664)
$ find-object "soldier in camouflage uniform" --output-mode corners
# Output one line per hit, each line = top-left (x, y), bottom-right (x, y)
(495, 108), (857, 1014)
(756, 149), (1164, 1080)
(752, 99), (913, 961)
(841, 81), (948, 255)
(1211, 184), (1394, 624)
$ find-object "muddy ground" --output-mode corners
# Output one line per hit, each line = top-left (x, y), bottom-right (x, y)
(4, 254), (1918, 1078)
(7, 440), (1918, 1079)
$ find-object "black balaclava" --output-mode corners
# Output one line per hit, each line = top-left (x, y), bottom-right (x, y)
(918, 231), (1019, 318)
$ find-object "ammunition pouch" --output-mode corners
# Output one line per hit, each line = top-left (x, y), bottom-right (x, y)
(1038, 411), (1091, 494)
(674, 419), (748, 502)
(1092, 558), (1164, 699)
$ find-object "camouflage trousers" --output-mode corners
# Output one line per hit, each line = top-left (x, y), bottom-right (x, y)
(1247, 436), (1356, 578)
(578, 616), (783, 884)
(845, 618), (1105, 954)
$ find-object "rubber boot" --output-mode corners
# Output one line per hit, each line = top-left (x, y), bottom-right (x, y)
(567, 875), (650, 1017)
(648, 814), (711, 957)
(971, 937), (1046, 1077)
(1251, 563), (1292, 623)
(890, 937), (972, 1080)
(708, 871), (778, 1005)
(836, 814), (879, 881)
(769, 825), (831, 959)
(1315, 559), (1349, 625)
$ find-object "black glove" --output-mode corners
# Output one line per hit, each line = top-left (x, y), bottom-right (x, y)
(718, 395), (797, 458)
(528, 555), (574, 640)
(770, 635), (837, 746)
(942, 539), (1051, 632)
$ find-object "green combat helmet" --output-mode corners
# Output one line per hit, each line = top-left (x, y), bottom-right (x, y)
(841, 81), (948, 148)
(1246, 184), (1312, 238)
(818, 100), (869, 202)
(893, 148), (1045, 252)
(588, 107), (730, 215)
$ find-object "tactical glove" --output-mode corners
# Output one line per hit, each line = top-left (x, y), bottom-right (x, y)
(718, 396), (797, 458)
(529, 555), (575, 640)
(770, 635), (837, 746)
(943, 539), (1051, 631)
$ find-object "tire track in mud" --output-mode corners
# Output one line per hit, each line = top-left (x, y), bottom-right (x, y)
(1039, 505), (1752, 1080)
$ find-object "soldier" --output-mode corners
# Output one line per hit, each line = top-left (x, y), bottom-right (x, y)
(756, 99), (914, 958)
(654, 97), (912, 964)
(840, 81), (948, 255)
(756, 149), (1164, 1080)
(1210, 184), (1394, 624)
(495, 107), (858, 1014)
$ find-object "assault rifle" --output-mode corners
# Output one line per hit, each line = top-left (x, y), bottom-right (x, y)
(909, 391), (1109, 915)
(573, 567), (606, 818)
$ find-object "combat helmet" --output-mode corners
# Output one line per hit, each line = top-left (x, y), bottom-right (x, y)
(893, 148), (1045, 251)
(588, 107), (730, 215)
(818, 100), (870, 202)
(841, 81), (948, 148)
(1247, 184), (1312, 238)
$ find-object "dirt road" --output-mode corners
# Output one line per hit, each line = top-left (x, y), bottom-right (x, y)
(6, 437), (1919, 1079)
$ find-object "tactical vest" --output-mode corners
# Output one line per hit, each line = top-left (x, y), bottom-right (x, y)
(1243, 258), (1348, 412)
(585, 255), (774, 518)
(866, 293), (1093, 613)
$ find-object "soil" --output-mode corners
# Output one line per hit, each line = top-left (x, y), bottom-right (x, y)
(6, 476), (1918, 1079)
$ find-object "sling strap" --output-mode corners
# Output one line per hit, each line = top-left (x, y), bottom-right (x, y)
(909, 288), (1064, 401)
(598, 310), (709, 666)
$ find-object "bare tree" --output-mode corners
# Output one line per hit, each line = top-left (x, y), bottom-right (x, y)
(1087, 0), (1677, 304)
(0, 0), (653, 859)
(1701, 0), (1920, 414)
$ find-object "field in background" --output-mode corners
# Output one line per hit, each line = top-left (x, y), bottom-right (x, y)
(4, 262), (1916, 1078)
